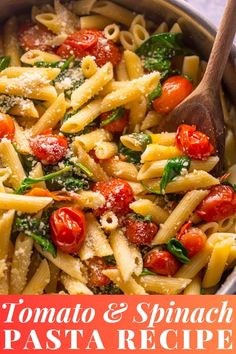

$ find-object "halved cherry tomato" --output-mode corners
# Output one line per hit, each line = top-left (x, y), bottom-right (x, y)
(0, 113), (15, 141)
(50, 207), (86, 254)
(18, 22), (55, 51)
(29, 133), (68, 165)
(196, 185), (236, 222)
(177, 226), (207, 257)
(87, 257), (112, 287)
(176, 124), (214, 160)
(93, 178), (134, 216)
(56, 29), (121, 67)
(144, 249), (180, 276)
(153, 75), (193, 115)
(100, 110), (129, 133)
(124, 216), (158, 245)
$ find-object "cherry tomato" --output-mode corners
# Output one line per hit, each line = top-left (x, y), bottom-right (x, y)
(100, 110), (129, 133)
(56, 29), (121, 67)
(176, 124), (214, 160)
(93, 178), (134, 217)
(50, 207), (86, 254)
(19, 22), (55, 51)
(177, 227), (207, 257)
(87, 257), (112, 287)
(124, 217), (158, 245)
(196, 185), (236, 222)
(144, 249), (180, 276)
(29, 133), (68, 165)
(153, 75), (193, 115)
(0, 113), (15, 141)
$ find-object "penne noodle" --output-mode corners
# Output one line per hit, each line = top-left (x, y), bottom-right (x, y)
(0, 193), (52, 213)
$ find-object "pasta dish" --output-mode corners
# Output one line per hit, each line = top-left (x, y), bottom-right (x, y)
(0, 0), (236, 295)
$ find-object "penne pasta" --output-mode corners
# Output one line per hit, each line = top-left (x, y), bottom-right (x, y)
(0, 193), (52, 213)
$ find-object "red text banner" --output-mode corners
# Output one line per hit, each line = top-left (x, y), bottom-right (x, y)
(0, 295), (235, 353)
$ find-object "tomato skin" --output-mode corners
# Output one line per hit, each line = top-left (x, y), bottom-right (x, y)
(19, 22), (55, 51)
(29, 133), (68, 165)
(56, 29), (121, 67)
(124, 217), (158, 245)
(50, 207), (86, 254)
(176, 124), (214, 160)
(100, 110), (129, 133)
(196, 185), (236, 222)
(153, 76), (193, 115)
(177, 227), (207, 257)
(144, 249), (180, 276)
(87, 257), (112, 287)
(93, 178), (134, 217)
(0, 113), (15, 141)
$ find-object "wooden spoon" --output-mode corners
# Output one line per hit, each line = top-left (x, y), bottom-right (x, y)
(157, 0), (236, 175)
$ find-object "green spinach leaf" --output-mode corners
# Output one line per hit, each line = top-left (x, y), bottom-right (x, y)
(221, 180), (236, 193)
(147, 83), (162, 107)
(119, 143), (142, 164)
(136, 33), (192, 72)
(100, 107), (125, 127)
(166, 238), (190, 264)
(140, 268), (156, 276)
(0, 56), (10, 71)
(160, 156), (191, 194)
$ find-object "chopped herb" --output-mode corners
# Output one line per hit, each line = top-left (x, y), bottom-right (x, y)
(119, 143), (142, 164)
(15, 166), (71, 194)
(136, 33), (192, 72)
(103, 255), (116, 266)
(62, 177), (89, 192)
(129, 213), (153, 223)
(160, 156), (191, 194)
(14, 215), (56, 257)
(222, 180), (236, 193)
(100, 107), (125, 127)
(166, 238), (190, 264)
(140, 268), (156, 276)
(0, 56), (10, 71)
(148, 83), (162, 107)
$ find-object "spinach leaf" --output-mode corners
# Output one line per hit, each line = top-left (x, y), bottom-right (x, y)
(119, 143), (142, 164)
(141, 182), (161, 195)
(140, 268), (156, 276)
(148, 83), (162, 107)
(14, 215), (56, 257)
(221, 180), (236, 193)
(35, 56), (74, 71)
(166, 239), (190, 264)
(15, 166), (71, 194)
(103, 255), (116, 266)
(29, 233), (56, 257)
(0, 56), (10, 71)
(62, 176), (89, 192)
(100, 107), (125, 127)
(160, 156), (191, 194)
(129, 213), (153, 223)
(136, 33), (191, 72)
(131, 133), (152, 149)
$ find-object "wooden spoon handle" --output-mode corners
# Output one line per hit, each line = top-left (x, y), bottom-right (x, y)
(201, 0), (236, 89)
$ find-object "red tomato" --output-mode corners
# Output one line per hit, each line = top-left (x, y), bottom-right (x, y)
(50, 207), (86, 254)
(153, 75), (193, 115)
(93, 178), (134, 216)
(29, 133), (68, 165)
(144, 249), (180, 276)
(56, 29), (121, 67)
(124, 217), (158, 245)
(87, 257), (112, 287)
(176, 124), (214, 160)
(0, 113), (15, 141)
(100, 110), (129, 133)
(18, 22), (55, 51)
(177, 227), (207, 257)
(196, 185), (236, 222)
